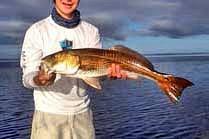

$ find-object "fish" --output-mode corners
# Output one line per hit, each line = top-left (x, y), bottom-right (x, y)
(40, 45), (194, 103)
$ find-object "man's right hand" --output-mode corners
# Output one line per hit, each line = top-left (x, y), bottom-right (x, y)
(33, 70), (56, 86)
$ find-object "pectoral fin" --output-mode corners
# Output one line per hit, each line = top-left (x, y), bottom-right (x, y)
(82, 77), (102, 90)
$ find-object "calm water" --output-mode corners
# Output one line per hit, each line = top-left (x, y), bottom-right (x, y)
(0, 55), (209, 139)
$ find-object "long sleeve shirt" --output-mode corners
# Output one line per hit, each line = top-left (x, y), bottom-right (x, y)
(20, 16), (102, 115)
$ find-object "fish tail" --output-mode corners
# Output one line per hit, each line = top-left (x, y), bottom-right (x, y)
(156, 75), (194, 103)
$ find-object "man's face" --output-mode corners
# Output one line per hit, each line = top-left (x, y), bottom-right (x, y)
(55, 0), (80, 19)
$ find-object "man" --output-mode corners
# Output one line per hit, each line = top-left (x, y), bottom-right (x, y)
(20, 0), (125, 138)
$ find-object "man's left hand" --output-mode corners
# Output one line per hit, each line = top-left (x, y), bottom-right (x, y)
(107, 63), (127, 79)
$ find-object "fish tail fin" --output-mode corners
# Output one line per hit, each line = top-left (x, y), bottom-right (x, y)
(156, 75), (194, 103)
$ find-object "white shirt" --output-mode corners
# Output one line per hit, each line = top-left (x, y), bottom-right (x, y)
(20, 16), (102, 115)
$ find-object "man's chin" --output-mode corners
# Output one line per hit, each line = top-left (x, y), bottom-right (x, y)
(63, 9), (75, 14)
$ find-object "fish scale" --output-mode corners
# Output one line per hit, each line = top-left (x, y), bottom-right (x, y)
(75, 49), (156, 80)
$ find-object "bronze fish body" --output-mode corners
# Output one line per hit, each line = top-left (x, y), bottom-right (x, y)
(41, 45), (193, 103)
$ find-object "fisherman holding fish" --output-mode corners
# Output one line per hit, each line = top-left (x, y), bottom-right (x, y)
(20, 0), (125, 139)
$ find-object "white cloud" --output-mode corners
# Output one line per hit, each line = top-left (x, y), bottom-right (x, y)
(1, 0), (209, 44)
(0, 20), (30, 31)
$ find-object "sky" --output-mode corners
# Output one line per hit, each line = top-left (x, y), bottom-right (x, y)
(1, 0), (209, 59)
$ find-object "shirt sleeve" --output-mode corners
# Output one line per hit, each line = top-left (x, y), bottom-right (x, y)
(20, 25), (43, 89)
(88, 27), (102, 49)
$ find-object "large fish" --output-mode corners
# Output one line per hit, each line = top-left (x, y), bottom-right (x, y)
(40, 45), (193, 103)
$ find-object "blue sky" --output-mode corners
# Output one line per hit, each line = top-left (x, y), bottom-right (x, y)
(1, 0), (209, 59)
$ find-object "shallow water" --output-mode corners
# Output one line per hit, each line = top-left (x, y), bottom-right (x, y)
(0, 56), (209, 139)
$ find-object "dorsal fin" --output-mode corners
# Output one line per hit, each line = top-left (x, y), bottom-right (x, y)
(109, 45), (154, 70)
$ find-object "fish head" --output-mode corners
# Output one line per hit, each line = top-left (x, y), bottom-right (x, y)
(40, 55), (56, 74)
(40, 52), (81, 74)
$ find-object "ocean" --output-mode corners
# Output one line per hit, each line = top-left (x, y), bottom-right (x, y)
(0, 54), (209, 139)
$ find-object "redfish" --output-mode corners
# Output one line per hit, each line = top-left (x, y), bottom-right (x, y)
(40, 45), (193, 103)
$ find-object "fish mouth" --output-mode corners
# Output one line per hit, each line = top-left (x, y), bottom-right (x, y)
(40, 62), (54, 74)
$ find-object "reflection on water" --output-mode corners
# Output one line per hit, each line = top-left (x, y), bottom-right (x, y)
(1, 56), (209, 139)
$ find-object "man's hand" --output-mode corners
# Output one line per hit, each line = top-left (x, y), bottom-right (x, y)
(33, 70), (56, 86)
(107, 63), (127, 79)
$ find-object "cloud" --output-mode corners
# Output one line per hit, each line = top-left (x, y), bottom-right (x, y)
(0, 0), (51, 21)
(79, 0), (182, 39)
(0, 20), (31, 44)
(1, 0), (209, 44)
(80, 0), (209, 39)
(138, 0), (209, 38)
(83, 13), (128, 41)
(0, 0), (51, 44)
(139, 19), (193, 38)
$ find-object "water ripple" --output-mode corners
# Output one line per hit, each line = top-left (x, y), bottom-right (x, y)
(1, 60), (209, 139)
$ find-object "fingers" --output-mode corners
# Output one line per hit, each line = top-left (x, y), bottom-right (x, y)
(116, 64), (121, 78)
(40, 79), (47, 85)
(121, 70), (127, 79)
(108, 64), (126, 79)
(107, 64), (117, 79)
(107, 67), (112, 78)
(38, 70), (53, 80)
(34, 71), (56, 86)
(111, 63), (117, 77)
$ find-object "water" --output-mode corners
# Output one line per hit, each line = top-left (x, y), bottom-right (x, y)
(0, 55), (209, 139)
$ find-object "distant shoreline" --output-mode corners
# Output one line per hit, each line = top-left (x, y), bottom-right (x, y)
(1, 53), (209, 68)
(145, 52), (209, 56)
